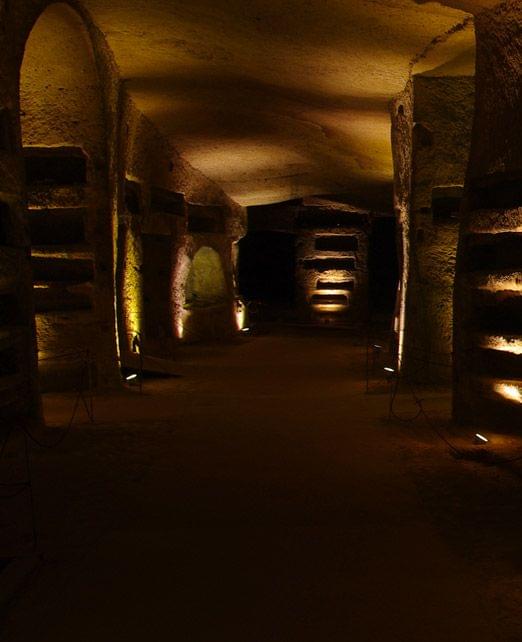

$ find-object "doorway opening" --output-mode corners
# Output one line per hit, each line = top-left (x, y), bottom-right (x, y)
(368, 216), (399, 320)
(237, 231), (296, 321)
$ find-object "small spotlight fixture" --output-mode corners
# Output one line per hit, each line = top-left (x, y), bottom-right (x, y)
(373, 344), (383, 350)
(241, 327), (250, 333)
(474, 433), (489, 444)
(126, 373), (138, 381)
(384, 367), (395, 373)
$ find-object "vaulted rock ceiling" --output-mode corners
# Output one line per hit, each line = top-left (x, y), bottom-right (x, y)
(83, 0), (477, 208)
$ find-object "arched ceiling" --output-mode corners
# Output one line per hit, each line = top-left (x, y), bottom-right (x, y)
(83, 0), (476, 208)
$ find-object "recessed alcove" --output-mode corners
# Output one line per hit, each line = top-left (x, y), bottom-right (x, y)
(31, 256), (94, 283)
(297, 210), (364, 229)
(151, 188), (184, 216)
(302, 257), (356, 271)
(187, 204), (225, 234)
(316, 280), (354, 291)
(310, 293), (349, 305)
(185, 246), (227, 308)
(431, 186), (463, 224)
(314, 235), (359, 251)
(125, 180), (142, 216)
(28, 207), (86, 246)
(470, 173), (522, 210)
(24, 147), (87, 186)
(466, 234), (522, 271)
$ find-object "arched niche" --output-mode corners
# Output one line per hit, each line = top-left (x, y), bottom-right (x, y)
(20, 3), (112, 391)
(185, 246), (227, 309)
(21, 4), (105, 158)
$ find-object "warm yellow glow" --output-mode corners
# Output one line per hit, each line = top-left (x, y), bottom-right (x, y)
(121, 227), (143, 346)
(172, 248), (191, 340)
(474, 273), (522, 293)
(185, 142), (308, 181)
(494, 382), (522, 404)
(176, 308), (191, 339)
(185, 247), (227, 308)
(176, 317), (184, 339)
(313, 289), (350, 297)
(397, 279), (407, 369)
(310, 287), (350, 314)
(481, 335), (522, 355)
(313, 304), (348, 313)
(235, 298), (248, 331)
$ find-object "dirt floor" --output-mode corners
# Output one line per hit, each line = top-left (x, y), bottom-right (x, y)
(2, 326), (522, 641)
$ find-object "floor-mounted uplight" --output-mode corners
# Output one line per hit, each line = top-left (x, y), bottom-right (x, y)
(474, 433), (489, 445)
(384, 366), (396, 380)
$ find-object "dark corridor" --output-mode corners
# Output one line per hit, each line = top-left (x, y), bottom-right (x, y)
(368, 217), (398, 315)
(238, 231), (296, 306)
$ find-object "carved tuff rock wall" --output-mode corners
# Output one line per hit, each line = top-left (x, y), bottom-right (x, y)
(245, 200), (371, 324)
(390, 85), (414, 371)
(394, 74), (474, 382)
(295, 204), (370, 325)
(118, 97), (243, 360)
(0, 0), (245, 420)
(454, 2), (522, 426)
(20, 4), (116, 392)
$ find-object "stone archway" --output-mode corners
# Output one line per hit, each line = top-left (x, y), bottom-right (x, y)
(20, 3), (116, 391)
(180, 245), (235, 341)
(185, 246), (227, 308)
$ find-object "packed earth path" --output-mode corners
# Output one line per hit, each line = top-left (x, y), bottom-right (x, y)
(2, 327), (522, 641)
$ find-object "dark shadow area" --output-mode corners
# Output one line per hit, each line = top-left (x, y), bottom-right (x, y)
(368, 216), (398, 315)
(238, 231), (296, 307)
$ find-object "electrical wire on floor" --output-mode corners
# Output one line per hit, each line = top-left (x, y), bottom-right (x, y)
(387, 367), (462, 455)
(376, 339), (522, 467)
(0, 349), (96, 552)
(23, 349), (95, 449)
